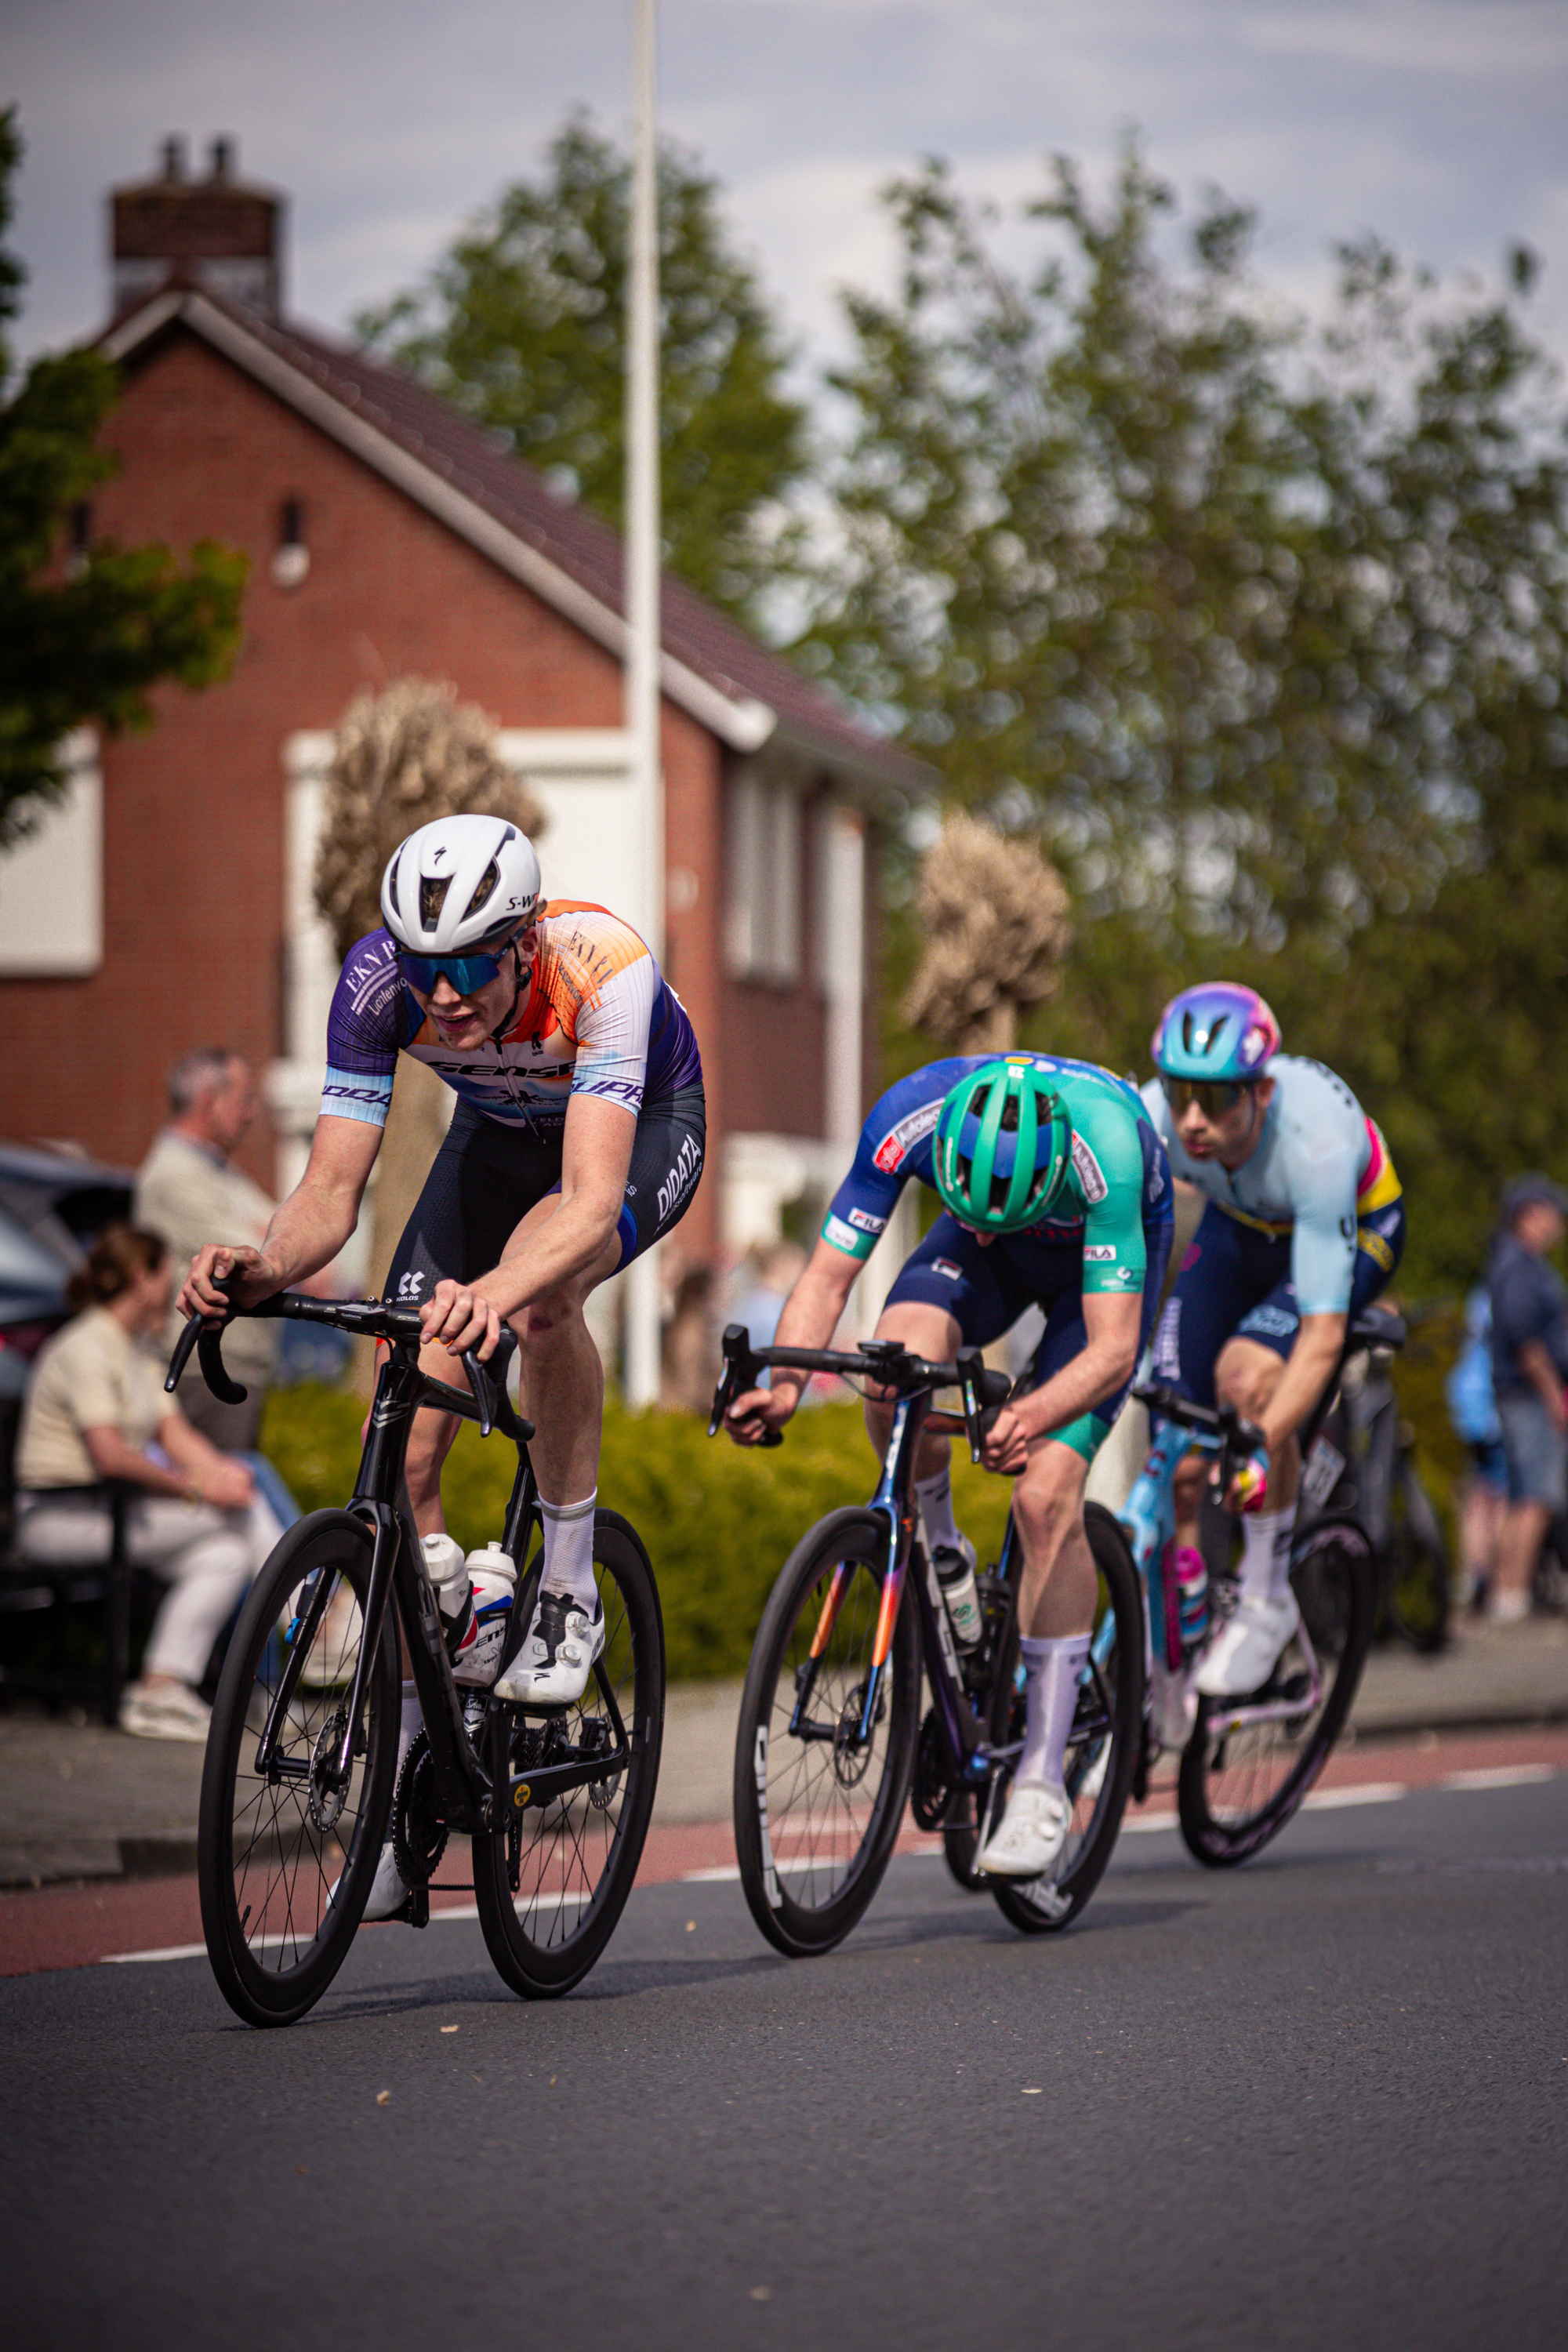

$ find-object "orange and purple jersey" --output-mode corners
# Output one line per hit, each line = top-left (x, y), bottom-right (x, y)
(321, 901), (701, 1134)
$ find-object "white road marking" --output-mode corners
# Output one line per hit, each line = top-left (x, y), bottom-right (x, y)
(1303, 1783), (1406, 1810)
(102, 1942), (207, 1965)
(1441, 1763), (1558, 1791)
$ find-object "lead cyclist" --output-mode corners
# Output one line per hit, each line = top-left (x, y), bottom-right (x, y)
(1138, 982), (1406, 1711)
(179, 811), (705, 1917)
(727, 1053), (1173, 1882)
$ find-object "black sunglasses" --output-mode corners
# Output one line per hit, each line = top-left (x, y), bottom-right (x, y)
(1163, 1076), (1256, 1120)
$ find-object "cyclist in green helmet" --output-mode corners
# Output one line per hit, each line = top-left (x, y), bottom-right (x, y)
(727, 1051), (1173, 1881)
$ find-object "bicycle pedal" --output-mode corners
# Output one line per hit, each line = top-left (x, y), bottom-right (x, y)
(394, 1884), (431, 1930)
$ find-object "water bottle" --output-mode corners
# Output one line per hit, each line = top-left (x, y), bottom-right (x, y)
(457, 1541), (519, 1688)
(935, 1544), (983, 1652)
(421, 1530), (477, 1669)
(1174, 1544), (1208, 1650)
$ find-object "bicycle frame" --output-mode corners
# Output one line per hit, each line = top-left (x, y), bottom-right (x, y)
(171, 1294), (640, 1882)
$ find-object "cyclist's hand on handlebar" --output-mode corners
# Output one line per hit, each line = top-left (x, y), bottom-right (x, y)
(176, 1243), (279, 1322)
(978, 1403), (1031, 1476)
(724, 1381), (797, 1446)
(1224, 1443), (1272, 1514)
(419, 1279), (504, 1362)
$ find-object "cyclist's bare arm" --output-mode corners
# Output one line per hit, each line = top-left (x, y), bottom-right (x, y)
(177, 1115), (382, 1318)
(979, 1287), (1143, 1472)
(419, 1091), (636, 1359)
(724, 1236), (860, 1444)
(1253, 1310), (1346, 1456)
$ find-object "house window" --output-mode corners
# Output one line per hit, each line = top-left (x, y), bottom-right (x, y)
(725, 769), (800, 984)
(0, 732), (103, 976)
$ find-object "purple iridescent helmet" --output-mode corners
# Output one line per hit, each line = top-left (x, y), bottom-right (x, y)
(1151, 983), (1282, 1083)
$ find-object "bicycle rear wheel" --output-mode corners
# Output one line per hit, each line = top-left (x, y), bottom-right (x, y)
(1178, 1508), (1375, 1867)
(732, 1508), (920, 1957)
(198, 1512), (399, 2027)
(1381, 1457), (1450, 1653)
(986, 1503), (1145, 1936)
(472, 1511), (663, 1998)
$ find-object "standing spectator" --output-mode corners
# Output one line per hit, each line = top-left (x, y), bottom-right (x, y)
(135, 1047), (278, 1450)
(1488, 1175), (1568, 1624)
(1445, 1286), (1508, 1614)
(13, 1228), (283, 1739)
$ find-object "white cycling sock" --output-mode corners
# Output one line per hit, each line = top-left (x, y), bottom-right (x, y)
(539, 1492), (598, 1613)
(914, 1464), (961, 1555)
(1014, 1633), (1091, 1791)
(1239, 1505), (1297, 1606)
(397, 1681), (422, 1773)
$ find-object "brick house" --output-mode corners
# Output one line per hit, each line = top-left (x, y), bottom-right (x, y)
(0, 140), (927, 1320)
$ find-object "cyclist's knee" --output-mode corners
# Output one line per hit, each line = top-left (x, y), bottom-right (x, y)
(1215, 1341), (1282, 1423)
(1012, 1454), (1086, 1556)
(514, 1287), (587, 1351)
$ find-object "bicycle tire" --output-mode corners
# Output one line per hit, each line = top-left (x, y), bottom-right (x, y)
(732, 1507), (920, 1958)
(472, 1511), (664, 1998)
(986, 1503), (1145, 1936)
(1177, 1508), (1375, 1867)
(198, 1511), (400, 2028)
(1381, 1457), (1450, 1654)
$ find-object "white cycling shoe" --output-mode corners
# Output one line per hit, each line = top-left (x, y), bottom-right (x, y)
(1194, 1591), (1301, 1700)
(331, 1839), (411, 1924)
(977, 1778), (1073, 1880)
(493, 1588), (604, 1707)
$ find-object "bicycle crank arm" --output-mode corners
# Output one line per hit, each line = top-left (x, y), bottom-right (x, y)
(506, 1750), (631, 1811)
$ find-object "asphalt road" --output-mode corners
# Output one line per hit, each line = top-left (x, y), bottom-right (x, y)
(5, 1773), (1566, 2352)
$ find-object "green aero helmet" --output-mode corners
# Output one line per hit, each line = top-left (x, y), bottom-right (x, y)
(933, 1058), (1073, 1234)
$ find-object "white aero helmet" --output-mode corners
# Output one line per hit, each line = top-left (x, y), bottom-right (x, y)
(380, 814), (543, 954)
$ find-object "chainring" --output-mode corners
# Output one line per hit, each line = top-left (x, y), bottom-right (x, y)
(391, 1731), (448, 1887)
(911, 1707), (956, 1831)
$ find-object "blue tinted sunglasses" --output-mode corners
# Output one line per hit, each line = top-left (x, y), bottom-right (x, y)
(396, 946), (511, 996)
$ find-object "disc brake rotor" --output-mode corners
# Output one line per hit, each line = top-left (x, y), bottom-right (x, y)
(307, 1711), (350, 1832)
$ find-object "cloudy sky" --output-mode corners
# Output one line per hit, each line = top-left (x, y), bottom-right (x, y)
(7, 0), (1568, 377)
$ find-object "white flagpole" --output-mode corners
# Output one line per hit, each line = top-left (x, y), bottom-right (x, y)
(622, 0), (663, 1407)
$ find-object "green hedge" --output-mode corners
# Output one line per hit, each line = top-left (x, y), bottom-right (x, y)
(259, 1387), (1015, 1686)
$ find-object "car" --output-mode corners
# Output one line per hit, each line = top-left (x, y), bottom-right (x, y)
(0, 1142), (135, 1402)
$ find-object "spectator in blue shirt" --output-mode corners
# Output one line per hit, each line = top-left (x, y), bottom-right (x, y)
(1488, 1175), (1568, 1623)
(1446, 1285), (1508, 1613)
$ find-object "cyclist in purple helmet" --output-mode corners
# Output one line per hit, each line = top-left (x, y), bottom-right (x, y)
(1141, 982), (1405, 1706)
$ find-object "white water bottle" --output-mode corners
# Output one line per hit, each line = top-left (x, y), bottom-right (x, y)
(456, 1542), (519, 1688)
(421, 1531), (476, 1669)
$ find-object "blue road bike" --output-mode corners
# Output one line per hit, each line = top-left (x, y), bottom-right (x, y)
(710, 1326), (1145, 1954)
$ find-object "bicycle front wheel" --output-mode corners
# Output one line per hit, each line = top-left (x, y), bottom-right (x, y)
(198, 1511), (400, 2027)
(1178, 1508), (1375, 1867)
(732, 1508), (920, 1958)
(472, 1511), (664, 1998)
(986, 1502), (1145, 1936)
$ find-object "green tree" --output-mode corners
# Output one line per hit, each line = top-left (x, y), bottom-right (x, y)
(355, 113), (810, 631)
(0, 111), (247, 848)
(811, 143), (1568, 1291)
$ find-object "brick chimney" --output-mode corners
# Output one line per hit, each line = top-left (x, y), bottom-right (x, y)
(111, 136), (284, 319)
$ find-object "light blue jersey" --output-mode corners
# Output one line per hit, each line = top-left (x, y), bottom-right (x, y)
(1140, 1057), (1401, 1316)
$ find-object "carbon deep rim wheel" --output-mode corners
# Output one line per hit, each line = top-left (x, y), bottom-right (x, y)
(471, 1511), (664, 1998)
(986, 1502), (1145, 1936)
(1178, 1508), (1376, 1867)
(198, 1511), (399, 2028)
(732, 1507), (920, 1958)
(1382, 1459), (1450, 1654)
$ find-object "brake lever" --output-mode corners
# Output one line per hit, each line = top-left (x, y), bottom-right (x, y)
(461, 1349), (496, 1439)
(708, 1323), (783, 1446)
(955, 1348), (1011, 1466)
(165, 1271), (247, 1403)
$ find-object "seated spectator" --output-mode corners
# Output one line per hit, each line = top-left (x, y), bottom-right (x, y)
(1488, 1175), (1568, 1625)
(135, 1047), (279, 1451)
(1445, 1284), (1508, 1613)
(13, 1226), (284, 1740)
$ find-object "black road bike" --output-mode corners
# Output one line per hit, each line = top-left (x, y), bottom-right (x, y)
(171, 1291), (663, 2027)
(709, 1326), (1145, 1957)
(1135, 1306), (1405, 1866)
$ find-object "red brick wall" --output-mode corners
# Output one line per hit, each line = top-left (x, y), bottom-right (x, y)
(0, 323), (724, 1257)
